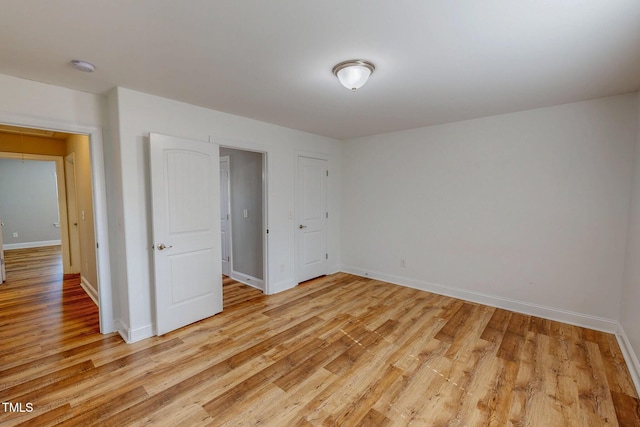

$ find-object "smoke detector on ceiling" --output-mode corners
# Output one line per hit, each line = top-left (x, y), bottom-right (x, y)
(71, 60), (96, 72)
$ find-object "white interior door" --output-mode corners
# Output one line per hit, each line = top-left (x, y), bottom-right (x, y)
(220, 156), (231, 276)
(296, 156), (328, 283)
(65, 153), (81, 274)
(150, 133), (222, 335)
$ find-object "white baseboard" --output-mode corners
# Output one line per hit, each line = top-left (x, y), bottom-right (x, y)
(231, 270), (264, 292)
(340, 265), (619, 334)
(3, 240), (61, 250)
(116, 319), (154, 344)
(116, 319), (130, 343)
(329, 264), (342, 275)
(80, 275), (98, 307)
(616, 325), (640, 395)
(129, 324), (154, 343)
(270, 279), (296, 295)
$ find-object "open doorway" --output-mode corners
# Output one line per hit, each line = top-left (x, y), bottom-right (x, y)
(219, 147), (267, 292)
(0, 125), (100, 311)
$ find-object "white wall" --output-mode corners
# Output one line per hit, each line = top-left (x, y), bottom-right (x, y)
(106, 88), (129, 333)
(620, 92), (640, 386)
(109, 87), (342, 341)
(0, 74), (105, 126)
(342, 94), (638, 329)
(0, 158), (60, 247)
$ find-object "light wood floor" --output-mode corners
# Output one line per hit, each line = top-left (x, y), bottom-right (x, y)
(1, 246), (639, 426)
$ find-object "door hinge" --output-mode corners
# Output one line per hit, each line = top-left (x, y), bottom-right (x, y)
(326, 253), (328, 260)
(96, 242), (99, 249)
(326, 212), (328, 219)
(228, 256), (230, 262)
(326, 170), (329, 177)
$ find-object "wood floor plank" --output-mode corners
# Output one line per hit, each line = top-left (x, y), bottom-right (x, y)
(611, 390), (640, 426)
(496, 311), (530, 362)
(140, 403), (213, 427)
(13, 404), (71, 427)
(572, 339), (620, 425)
(595, 332), (639, 398)
(0, 335), (121, 385)
(201, 342), (318, 424)
(434, 301), (477, 343)
(201, 314), (352, 420)
(323, 319), (398, 376)
(298, 349), (402, 425)
(330, 363), (403, 425)
(10, 338), (183, 412)
(481, 307), (512, 343)
(243, 368), (338, 426)
(444, 304), (494, 361)
(272, 317), (361, 392)
(58, 386), (150, 426)
(357, 408), (392, 427)
(475, 357), (519, 427)
(1, 360), (95, 400)
(1, 246), (639, 426)
(381, 354), (455, 425)
(441, 327), (504, 425)
(101, 316), (322, 426)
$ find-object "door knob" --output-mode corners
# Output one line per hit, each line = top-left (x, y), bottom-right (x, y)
(299, 224), (307, 229)
(157, 243), (173, 250)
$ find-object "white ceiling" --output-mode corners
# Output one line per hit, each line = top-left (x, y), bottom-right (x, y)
(1, 1), (639, 140)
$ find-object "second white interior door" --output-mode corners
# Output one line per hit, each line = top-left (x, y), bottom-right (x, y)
(296, 155), (328, 283)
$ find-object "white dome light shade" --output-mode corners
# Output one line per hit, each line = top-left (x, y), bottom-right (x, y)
(332, 60), (375, 91)
(336, 65), (370, 91)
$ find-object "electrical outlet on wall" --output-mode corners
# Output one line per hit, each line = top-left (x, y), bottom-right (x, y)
(12, 232), (18, 238)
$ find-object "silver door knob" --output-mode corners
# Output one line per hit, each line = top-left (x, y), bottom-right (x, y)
(157, 243), (173, 250)
(299, 224), (307, 229)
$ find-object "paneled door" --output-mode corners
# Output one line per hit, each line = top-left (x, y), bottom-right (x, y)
(296, 156), (328, 283)
(150, 133), (222, 335)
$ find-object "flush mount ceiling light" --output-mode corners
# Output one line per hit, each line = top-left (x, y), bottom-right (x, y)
(332, 60), (375, 91)
(70, 59), (96, 72)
